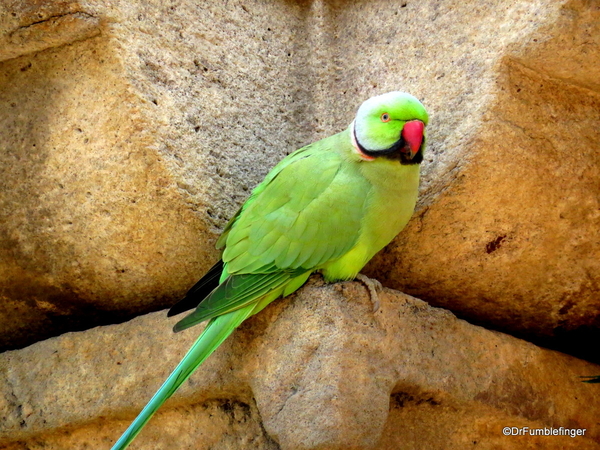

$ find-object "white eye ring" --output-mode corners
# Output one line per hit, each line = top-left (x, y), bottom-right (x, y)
(380, 113), (391, 122)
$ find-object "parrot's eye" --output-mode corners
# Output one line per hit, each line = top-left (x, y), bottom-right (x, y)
(380, 113), (391, 122)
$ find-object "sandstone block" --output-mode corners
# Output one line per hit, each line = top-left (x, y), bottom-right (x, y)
(0, 0), (598, 368)
(1, 280), (598, 449)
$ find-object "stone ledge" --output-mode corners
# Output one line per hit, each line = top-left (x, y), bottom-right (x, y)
(1, 279), (598, 449)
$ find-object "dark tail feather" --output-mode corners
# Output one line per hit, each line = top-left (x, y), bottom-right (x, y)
(581, 375), (600, 384)
(168, 260), (224, 317)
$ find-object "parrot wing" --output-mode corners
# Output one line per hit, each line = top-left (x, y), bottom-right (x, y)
(223, 138), (371, 273)
(168, 144), (327, 319)
(173, 269), (304, 331)
(173, 136), (372, 331)
(215, 142), (319, 249)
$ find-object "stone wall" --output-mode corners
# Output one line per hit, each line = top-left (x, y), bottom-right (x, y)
(2, 281), (599, 449)
(1, 0), (598, 448)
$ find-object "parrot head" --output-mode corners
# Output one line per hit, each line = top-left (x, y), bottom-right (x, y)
(351, 91), (429, 164)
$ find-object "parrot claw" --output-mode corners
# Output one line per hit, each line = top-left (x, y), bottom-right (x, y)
(355, 273), (383, 312)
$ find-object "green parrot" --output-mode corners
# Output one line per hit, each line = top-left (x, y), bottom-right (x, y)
(111, 91), (428, 449)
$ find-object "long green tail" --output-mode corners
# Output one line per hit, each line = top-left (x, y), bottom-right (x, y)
(111, 305), (254, 450)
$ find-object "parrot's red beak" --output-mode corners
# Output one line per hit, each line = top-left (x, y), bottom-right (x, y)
(400, 120), (425, 160)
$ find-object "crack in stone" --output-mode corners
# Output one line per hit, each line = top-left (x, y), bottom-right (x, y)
(4, 11), (101, 60)
(10, 12), (98, 37)
(3, 368), (27, 431)
(14, 11), (90, 31)
(275, 385), (301, 417)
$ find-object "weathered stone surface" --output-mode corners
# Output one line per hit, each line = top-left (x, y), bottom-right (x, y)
(0, 34), (215, 351)
(0, 0), (311, 350)
(0, 2), (100, 61)
(1, 280), (598, 449)
(365, 0), (600, 360)
(0, 0), (598, 391)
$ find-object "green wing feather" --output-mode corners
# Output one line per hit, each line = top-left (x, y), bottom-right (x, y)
(222, 135), (371, 274)
(175, 132), (371, 330)
(173, 269), (305, 331)
(216, 143), (318, 249)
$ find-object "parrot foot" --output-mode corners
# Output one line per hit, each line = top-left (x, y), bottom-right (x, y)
(355, 274), (383, 312)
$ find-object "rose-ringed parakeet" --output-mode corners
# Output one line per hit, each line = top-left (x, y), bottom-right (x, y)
(111, 91), (428, 449)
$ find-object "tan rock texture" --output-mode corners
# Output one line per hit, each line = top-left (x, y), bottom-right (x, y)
(1, 0), (599, 448)
(1, 0), (598, 358)
(1, 280), (599, 449)
(366, 1), (600, 360)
